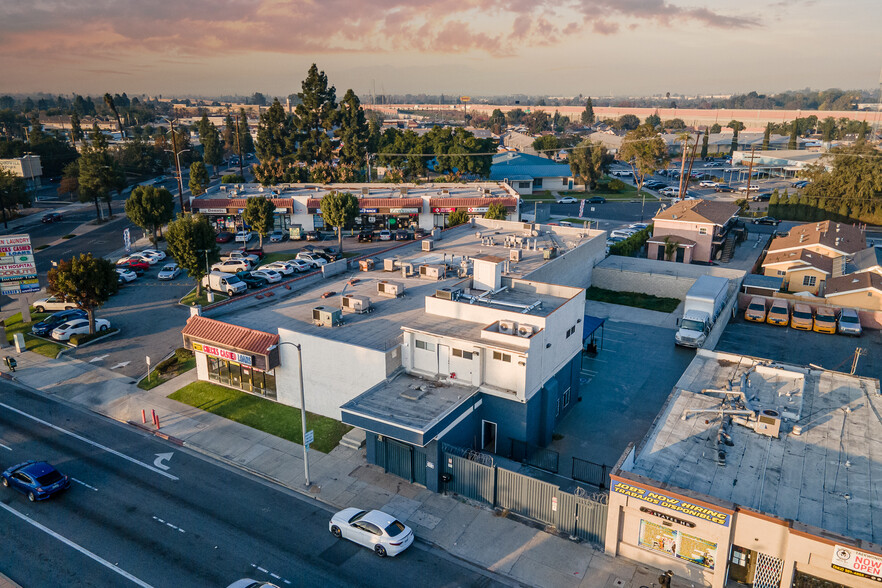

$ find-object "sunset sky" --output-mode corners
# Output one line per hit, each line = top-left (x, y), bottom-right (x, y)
(1, 0), (878, 98)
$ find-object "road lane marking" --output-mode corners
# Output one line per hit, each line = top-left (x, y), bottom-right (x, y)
(0, 502), (155, 588)
(71, 477), (98, 491)
(152, 515), (185, 533)
(250, 564), (292, 586)
(153, 453), (173, 470)
(0, 402), (178, 480)
(0, 442), (10, 451)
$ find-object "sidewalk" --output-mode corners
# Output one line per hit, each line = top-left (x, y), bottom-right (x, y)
(5, 350), (706, 588)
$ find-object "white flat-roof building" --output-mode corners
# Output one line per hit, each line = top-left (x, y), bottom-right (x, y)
(606, 349), (882, 588)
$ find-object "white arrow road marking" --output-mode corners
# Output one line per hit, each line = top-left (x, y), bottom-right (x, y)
(0, 442), (10, 451)
(0, 402), (178, 480)
(71, 477), (98, 491)
(89, 354), (109, 363)
(153, 452), (173, 471)
(0, 502), (155, 588)
(111, 361), (131, 369)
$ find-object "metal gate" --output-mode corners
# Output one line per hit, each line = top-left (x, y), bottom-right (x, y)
(497, 467), (559, 525)
(572, 458), (608, 489)
(441, 452), (495, 505)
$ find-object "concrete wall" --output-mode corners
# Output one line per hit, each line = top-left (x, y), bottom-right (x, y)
(523, 229), (606, 289)
(592, 256), (745, 300)
(322, 258), (348, 278)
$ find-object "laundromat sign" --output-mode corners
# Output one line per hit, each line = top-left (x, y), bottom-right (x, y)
(611, 480), (731, 526)
(192, 341), (253, 366)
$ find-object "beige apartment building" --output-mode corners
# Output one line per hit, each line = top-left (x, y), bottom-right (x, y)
(649, 200), (740, 264)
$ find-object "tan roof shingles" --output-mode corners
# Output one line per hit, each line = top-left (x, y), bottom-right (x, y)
(826, 271), (882, 295)
(182, 315), (279, 356)
(653, 200), (740, 226)
(768, 221), (865, 255)
(762, 249), (835, 274)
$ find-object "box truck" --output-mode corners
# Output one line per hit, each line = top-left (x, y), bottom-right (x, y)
(675, 275), (730, 348)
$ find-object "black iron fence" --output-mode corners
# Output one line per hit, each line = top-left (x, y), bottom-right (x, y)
(572, 457), (608, 489)
(509, 438), (560, 474)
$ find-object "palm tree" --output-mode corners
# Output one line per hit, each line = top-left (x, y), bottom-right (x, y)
(104, 93), (125, 139)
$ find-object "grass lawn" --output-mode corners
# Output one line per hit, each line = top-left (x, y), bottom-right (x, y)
(258, 252), (297, 265)
(559, 218), (596, 225)
(586, 286), (681, 314)
(180, 289), (229, 306)
(520, 192), (557, 201)
(138, 348), (196, 390)
(169, 381), (351, 453)
(3, 312), (67, 358)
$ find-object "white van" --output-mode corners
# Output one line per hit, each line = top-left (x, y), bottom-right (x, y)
(201, 271), (247, 295)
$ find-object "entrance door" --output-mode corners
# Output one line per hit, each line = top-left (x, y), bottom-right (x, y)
(482, 420), (497, 453)
(675, 247), (685, 263)
(438, 345), (450, 376)
(728, 545), (754, 584)
(656, 245), (665, 260)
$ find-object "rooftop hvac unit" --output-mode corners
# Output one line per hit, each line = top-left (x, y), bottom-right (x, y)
(312, 306), (343, 327)
(755, 409), (781, 438)
(377, 280), (404, 298)
(422, 240), (434, 251)
(361, 187), (370, 195)
(419, 265), (444, 280)
(341, 295), (371, 314)
(498, 320), (516, 335)
(442, 189), (449, 194)
(383, 258), (397, 272)
(510, 249), (522, 262)
(258, 187), (264, 192)
(400, 186), (408, 195)
(517, 324), (534, 338)
(435, 287), (462, 301)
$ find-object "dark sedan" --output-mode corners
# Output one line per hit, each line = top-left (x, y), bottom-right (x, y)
(235, 271), (268, 289)
(714, 184), (735, 193)
(216, 231), (233, 243)
(2, 461), (71, 502)
(41, 212), (63, 223)
(753, 216), (781, 226)
(358, 231), (373, 242)
(305, 231), (320, 241)
(31, 309), (87, 337)
(587, 196), (606, 204)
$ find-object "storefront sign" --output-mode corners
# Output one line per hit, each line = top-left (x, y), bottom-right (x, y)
(467, 207), (489, 213)
(611, 480), (730, 526)
(0, 235), (31, 247)
(639, 520), (717, 570)
(198, 208), (229, 214)
(832, 545), (882, 582)
(0, 254), (34, 265)
(360, 208), (379, 214)
(0, 262), (37, 281)
(389, 208), (419, 214)
(431, 207), (455, 213)
(639, 507), (696, 528)
(0, 244), (33, 254)
(274, 207), (289, 213)
(1, 279), (40, 295)
(192, 341), (253, 366)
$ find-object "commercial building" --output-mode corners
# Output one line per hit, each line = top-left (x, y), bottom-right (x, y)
(648, 200), (741, 264)
(489, 152), (573, 194)
(606, 349), (882, 588)
(181, 218), (607, 490)
(0, 155), (42, 185)
(189, 182), (520, 235)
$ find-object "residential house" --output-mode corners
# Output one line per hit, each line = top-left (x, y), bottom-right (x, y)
(825, 272), (882, 311)
(489, 152), (573, 195)
(851, 245), (882, 277)
(760, 249), (835, 295)
(648, 200), (741, 264)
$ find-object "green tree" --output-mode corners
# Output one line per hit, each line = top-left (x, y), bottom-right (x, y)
(237, 108), (255, 154)
(762, 123), (771, 150)
(664, 118), (686, 130)
(58, 161), (79, 200)
(242, 197), (276, 247)
(47, 253), (118, 334)
(292, 64), (338, 163)
(222, 112), (235, 157)
(320, 191), (359, 253)
(447, 209), (469, 227)
(701, 128), (709, 159)
(581, 98), (595, 125)
(337, 89), (369, 167)
(485, 202), (507, 220)
(198, 114), (223, 176)
(568, 140), (611, 190)
(616, 114), (641, 131)
(103, 93), (124, 138)
(488, 109), (506, 134)
(619, 124), (667, 195)
(253, 158), (292, 186)
(727, 120), (744, 154)
(188, 161), (210, 196)
(221, 173), (245, 184)
(645, 110), (661, 128)
(124, 185), (174, 246)
(710, 123), (722, 134)
(69, 111), (83, 145)
(256, 99), (293, 162)
(522, 111), (550, 134)
(820, 117), (837, 142)
(0, 169), (28, 229)
(788, 123), (798, 149)
(79, 125), (125, 220)
(165, 213), (219, 296)
(532, 135), (561, 158)
(804, 142), (882, 204)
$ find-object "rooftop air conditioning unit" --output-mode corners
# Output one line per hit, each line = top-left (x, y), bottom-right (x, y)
(435, 287), (462, 301)
(383, 258), (398, 272)
(400, 186), (408, 195)
(312, 306), (343, 327)
(420, 265), (444, 280)
(510, 249), (522, 262)
(341, 295), (371, 314)
(220, 185), (227, 192)
(517, 324), (534, 338)
(422, 240), (434, 252)
(442, 189), (449, 194)
(361, 187), (370, 195)
(498, 320), (516, 335)
(755, 409), (781, 438)
(377, 280), (404, 298)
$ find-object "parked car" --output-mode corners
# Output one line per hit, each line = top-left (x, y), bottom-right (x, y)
(557, 196), (577, 204)
(32, 296), (77, 313)
(414, 227), (428, 239)
(141, 248), (167, 260)
(813, 306), (837, 334)
(766, 299), (790, 326)
(305, 231), (320, 241)
(752, 192), (773, 202)
(587, 196), (606, 204)
(115, 268), (138, 283)
(358, 231), (373, 243)
(269, 229), (288, 243)
(714, 184), (735, 193)
(157, 263), (181, 280)
(698, 180), (718, 188)
(837, 308), (862, 336)
(791, 180), (809, 189)
(261, 261), (296, 276)
(295, 252), (327, 267)
(329, 508), (414, 557)
(250, 269), (282, 283)
(610, 229), (638, 239)
(319, 246), (341, 260)
(737, 184), (759, 193)
(378, 230), (392, 241)
(226, 580), (280, 588)
(116, 259), (149, 274)
(221, 251), (260, 264)
(394, 229), (411, 241)
(644, 181), (666, 190)
(2, 461), (70, 502)
(41, 212), (63, 223)
(216, 231), (234, 243)
(610, 170), (632, 177)
(629, 223), (649, 230)
(52, 318), (110, 341)
(790, 303), (813, 330)
(234, 271), (268, 289)
(744, 297), (767, 323)
(753, 217), (780, 226)
(235, 230), (255, 243)
(212, 259), (252, 273)
(31, 309), (87, 337)
(202, 271), (248, 295)
(285, 259), (313, 273)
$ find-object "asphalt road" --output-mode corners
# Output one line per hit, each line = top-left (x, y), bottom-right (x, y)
(0, 384), (505, 588)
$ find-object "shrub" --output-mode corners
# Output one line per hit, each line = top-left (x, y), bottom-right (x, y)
(69, 328), (118, 346)
(609, 225), (653, 257)
(221, 174), (246, 184)
(608, 178), (626, 192)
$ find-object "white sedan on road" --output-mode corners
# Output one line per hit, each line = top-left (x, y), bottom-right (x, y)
(698, 180), (718, 188)
(115, 268), (138, 283)
(557, 196), (577, 204)
(235, 230), (256, 243)
(51, 318), (111, 341)
(329, 508), (414, 557)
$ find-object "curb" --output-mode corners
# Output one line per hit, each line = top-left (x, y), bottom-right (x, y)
(69, 328), (120, 349)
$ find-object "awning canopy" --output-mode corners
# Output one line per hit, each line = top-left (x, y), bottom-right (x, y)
(582, 315), (605, 340)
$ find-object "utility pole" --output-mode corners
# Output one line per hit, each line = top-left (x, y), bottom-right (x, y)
(851, 347), (865, 375)
(234, 113), (244, 179)
(683, 132), (702, 194)
(168, 118), (185, 213)
(676, 134), (690, 199)
(745, 146), (757, 194)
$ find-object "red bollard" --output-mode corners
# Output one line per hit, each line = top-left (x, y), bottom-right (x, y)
(152, 409), (157, 427)
(141, 409), (147, 424)
(155, 414), (161, 429)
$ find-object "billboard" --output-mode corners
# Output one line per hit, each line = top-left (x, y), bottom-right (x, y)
(0, 234), (37, 292)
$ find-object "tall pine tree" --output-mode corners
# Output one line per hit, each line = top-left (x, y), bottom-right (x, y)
(337, 89), (369, 167)
(292, 64), (337, 163)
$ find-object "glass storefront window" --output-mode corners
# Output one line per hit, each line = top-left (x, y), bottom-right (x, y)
(204, 355), (276, 399)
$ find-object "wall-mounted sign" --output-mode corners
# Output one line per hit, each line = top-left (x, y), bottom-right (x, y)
(431, 207), (455, 213)
(360, 208), (379, 214)
(639, 506), (696, 528)
(1, 279), (40, 295)
(192, 341), (253, 366)
(611, 480), (731, 526)
(638, 520), (717, 570)
(273, 207), (289, 213)
(389, 208), (419, 214)
(832, 545), (882, 582)
(467, 207), (489, 213)
(0, 254), (34, 265)
(0, 235), (32, 247)
(198, 208), (229, 214)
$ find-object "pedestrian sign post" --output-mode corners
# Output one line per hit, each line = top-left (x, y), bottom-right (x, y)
(123, 228), (131, 252)
(304, 429), (314, 450)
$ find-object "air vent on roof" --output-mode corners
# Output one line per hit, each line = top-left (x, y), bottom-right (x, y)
(510, 249), (522, 262)
(442, 189), (449, 194)
(422, 239), (434, 251)
(361, 187), (370, 195)
(400, 186), (408, 195)
(435, 287), (462, 301)
(755, 409), (781, 438)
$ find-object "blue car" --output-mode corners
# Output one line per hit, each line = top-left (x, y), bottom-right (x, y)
(2, 461), (71, 502)
(31, 309), (87, 336)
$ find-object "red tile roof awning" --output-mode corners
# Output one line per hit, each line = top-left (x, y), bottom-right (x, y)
(193, 198), (294, 209)
(182, 315), (279, 356)
(428, 197), (518, 207)
(307, 197), (423, 208)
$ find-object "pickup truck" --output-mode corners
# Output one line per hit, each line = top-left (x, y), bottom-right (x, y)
(221, 251), (259, 264)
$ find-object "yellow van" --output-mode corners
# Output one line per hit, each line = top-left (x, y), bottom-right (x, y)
(766, 299), (790, 326)
(790, 303), (813, 330)
(813, 306), (837, 334)
(744, 297), (767, 322)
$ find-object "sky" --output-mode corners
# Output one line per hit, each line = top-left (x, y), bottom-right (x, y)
(1, 0), (879, 99)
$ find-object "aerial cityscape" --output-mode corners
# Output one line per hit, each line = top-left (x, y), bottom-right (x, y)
(1, 2), (881, 588)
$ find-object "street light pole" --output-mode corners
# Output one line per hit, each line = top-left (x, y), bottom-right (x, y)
(162, 116), (190, 213)
(268, 341), (310, 487)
